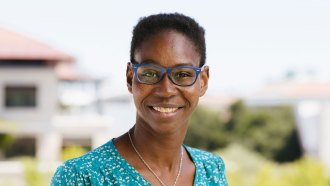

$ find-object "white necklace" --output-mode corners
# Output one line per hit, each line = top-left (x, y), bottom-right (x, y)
(128, 130), (183, 186)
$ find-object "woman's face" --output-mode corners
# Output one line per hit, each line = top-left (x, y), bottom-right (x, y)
(127, 30), (209, 133)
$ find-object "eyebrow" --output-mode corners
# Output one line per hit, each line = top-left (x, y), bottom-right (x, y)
(139, 59), (196, 67)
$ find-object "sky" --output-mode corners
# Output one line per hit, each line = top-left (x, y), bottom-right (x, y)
(0, 0), (329, 97)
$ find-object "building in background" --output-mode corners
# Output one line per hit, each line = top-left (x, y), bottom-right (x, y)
(0, 28), (114, 167)
(246, 79), (330, 167)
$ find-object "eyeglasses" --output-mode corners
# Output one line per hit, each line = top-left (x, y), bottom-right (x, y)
(129, 62), (204, 86)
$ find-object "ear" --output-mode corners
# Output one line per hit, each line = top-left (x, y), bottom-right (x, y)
(199, 66), (209, 97)
(126, 63), (133, 93)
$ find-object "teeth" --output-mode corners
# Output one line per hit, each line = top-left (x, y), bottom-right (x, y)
(153, 107), (179, 113)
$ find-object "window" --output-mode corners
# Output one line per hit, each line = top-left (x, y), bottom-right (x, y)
(0, 60), (45, 67)
(5, 86), (37, 108)
(4, 137), (36, 158)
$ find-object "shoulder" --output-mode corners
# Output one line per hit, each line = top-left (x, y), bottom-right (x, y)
(62, 139), (116, 170)
(51, 140), (117, 185)
(185, 145), (228, 186)
(185, 145), (225, 167)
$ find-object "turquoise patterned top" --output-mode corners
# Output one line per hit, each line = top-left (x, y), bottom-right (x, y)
(51, 139), (228, 186)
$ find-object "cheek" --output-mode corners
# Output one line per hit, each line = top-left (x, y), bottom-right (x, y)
(183, 84), (201, 107)
(132, 76), (144, 95)
(132, 82), (151, 107)
(132, 84), (143, 101)
(190, 80), (202, 96)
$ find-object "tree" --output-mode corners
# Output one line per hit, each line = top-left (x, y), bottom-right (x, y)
(227, 100), (302, 162)
(185, 100), (302, 163)
(184, 106), (229, 151)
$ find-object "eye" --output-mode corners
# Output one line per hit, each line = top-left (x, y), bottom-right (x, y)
(142, 70), (158, 78)
(174, 71), (193, 79)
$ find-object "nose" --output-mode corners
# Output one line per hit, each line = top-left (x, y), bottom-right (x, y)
(153, 73), (178, 98)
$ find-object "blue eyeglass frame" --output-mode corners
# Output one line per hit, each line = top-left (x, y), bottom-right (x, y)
(129, 62), (204, 86)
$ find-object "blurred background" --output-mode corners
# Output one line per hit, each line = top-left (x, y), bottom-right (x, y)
(0, 0), (330, 185)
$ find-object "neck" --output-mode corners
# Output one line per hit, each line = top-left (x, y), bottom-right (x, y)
(130, 123), (187, 168)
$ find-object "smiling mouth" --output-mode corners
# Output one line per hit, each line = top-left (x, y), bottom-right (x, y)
(152, 106), (180, 113)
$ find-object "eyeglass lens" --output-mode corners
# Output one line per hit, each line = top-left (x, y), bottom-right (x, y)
(136, 65), (197, 85)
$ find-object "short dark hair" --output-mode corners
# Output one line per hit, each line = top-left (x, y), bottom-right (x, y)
(130, 13), (206, 67)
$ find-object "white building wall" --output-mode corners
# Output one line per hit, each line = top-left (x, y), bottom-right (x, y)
(0, 67), (58, 123)
(319, 101), (330, 167)
(37, 131), (62, 162)
(295, 100), (321, 158)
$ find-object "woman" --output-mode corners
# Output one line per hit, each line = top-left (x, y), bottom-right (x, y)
(51, 13), (228, 186)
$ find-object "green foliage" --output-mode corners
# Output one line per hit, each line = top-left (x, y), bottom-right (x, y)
(217, 143), (266, 186)
(218, 144), (330, 186)
(0, 118), (15, 158)
(22, 158), (51, 186)
(0, 134), (14, 150)
(0, 179), (14, 186)
(227, 100), (302, 162)
(185, 101), (301, 162)
(0, 120), (15, 150)
(61, 146), (88, 161)
(185, 106), (229, 151)
(254, 157), (329, 186)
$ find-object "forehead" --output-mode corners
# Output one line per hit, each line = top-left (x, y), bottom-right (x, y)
(134, 30), (201, 67)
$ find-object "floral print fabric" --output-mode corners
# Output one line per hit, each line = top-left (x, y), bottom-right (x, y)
(51, 139), (228, 186)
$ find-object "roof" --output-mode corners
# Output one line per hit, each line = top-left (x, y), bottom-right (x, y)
(250, 80), (330, 100)
(0, 27), (73, 62)
(55, 62), (92, 81)
(199, 94), (238, 110)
